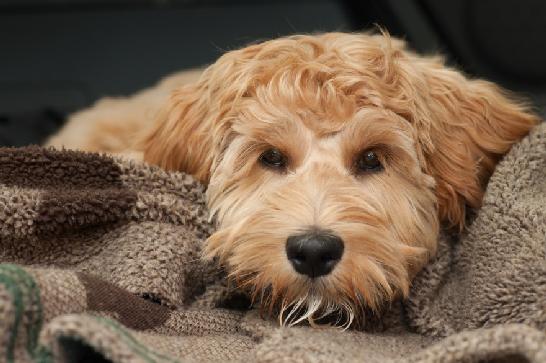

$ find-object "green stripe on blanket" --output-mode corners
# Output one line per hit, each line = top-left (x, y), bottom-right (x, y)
(0, 264), (43, 363)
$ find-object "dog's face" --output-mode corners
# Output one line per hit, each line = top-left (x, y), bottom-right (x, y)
(205, 101), (438, 325)
(142, 33), (537, 326)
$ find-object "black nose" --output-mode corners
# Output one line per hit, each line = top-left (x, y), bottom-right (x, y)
(286, 231), (344, 278)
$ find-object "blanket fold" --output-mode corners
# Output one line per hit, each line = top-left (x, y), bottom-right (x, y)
(1, 123), (545, 363)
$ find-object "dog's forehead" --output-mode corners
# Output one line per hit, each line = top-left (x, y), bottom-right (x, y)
(233, 93), (416, 158)
(255, 106), (403, 140)
(258, 110), (349, 138)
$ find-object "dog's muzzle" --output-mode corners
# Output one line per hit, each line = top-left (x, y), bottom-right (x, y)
(286, 230), (344, 278)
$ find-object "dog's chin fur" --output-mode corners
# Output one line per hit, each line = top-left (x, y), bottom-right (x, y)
(50, 31), (540, 327)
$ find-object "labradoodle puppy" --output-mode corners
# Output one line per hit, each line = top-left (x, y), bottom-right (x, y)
(47, 32), (539, 326)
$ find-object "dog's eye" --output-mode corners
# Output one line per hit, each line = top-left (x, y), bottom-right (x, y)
(355, 150), (382, 173)
(259, 148), (287, 170)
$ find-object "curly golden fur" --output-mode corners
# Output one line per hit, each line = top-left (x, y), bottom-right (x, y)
(49, 32), (539, 327)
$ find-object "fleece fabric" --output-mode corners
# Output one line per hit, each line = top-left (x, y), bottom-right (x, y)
(0, 123), (544, 363)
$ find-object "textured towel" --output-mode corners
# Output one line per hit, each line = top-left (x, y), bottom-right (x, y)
(0, 123), (545, 363)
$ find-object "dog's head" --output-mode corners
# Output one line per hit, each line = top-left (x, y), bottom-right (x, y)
(142, 33), (538, 326)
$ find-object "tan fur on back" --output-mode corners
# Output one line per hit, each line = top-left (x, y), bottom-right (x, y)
(45, 68), (203, 156)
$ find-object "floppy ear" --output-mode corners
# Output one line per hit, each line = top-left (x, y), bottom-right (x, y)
(141, 82), (214, 183)
(140, 44), (262, 184)
(416, 61), (540, 229)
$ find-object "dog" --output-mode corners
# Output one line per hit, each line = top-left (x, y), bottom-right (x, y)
(47, 32), (539, 327)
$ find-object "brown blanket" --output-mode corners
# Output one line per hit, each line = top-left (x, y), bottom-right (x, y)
(1, 122), (544, 363)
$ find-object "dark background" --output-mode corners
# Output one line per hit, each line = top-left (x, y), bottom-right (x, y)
(1, 0), (545, 146)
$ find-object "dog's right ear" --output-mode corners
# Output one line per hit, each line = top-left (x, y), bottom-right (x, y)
(141, 82), (214, 183)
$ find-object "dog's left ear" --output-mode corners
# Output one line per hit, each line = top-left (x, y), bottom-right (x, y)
(140, 44), (263, 184)
(413, 59), (540, 229)
(140, 82), (215, 183)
